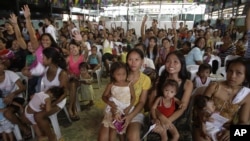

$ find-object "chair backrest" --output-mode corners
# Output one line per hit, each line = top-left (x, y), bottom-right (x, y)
(186, 65), (199, 80)
(224, 55), (240, 67)
(209, 55), (222, 68)
(158, 65), (165, 76)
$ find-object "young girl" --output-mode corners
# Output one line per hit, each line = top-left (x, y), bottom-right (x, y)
(151, 79), (181, 141)
(24, 86), (64, 141)
(193, 95), (229, 141)
(193, 63), (212, 89)
(78, 62), (94, 107)
(99, 62), (135, 140)
(87, 46), (101, 75)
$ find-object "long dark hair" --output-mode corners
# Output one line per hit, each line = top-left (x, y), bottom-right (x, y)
(226, 57), (250, 86)
(146, 37), (158, 62)
(40, 33), (59, 48)
(157, 51), (190, 97)
(43, 47), (67, 70)
(126, 48), (144, 64)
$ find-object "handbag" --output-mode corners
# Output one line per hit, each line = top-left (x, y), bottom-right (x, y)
(30, 62), (45, 76)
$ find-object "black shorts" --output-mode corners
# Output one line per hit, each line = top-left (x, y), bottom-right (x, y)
(102, 53), (113, 62)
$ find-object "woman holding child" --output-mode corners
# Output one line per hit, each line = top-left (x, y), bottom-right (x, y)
(98, 48), (151, 141)
(193, 57), (250, 141)
(148, 51), (193, 141)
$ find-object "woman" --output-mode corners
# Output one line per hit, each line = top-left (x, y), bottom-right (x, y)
(148, 51), (193, 141)
(66, 40), (85, 120)
(185, 37), (206, 66)
(146, 36), (158, 65)
(34, 47), (68, 141)
(193, 57), (250, 141)
(0, 62), (29, 139)
(98, 48), (151, 141)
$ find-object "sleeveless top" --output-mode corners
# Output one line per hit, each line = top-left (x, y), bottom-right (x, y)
(175, 79), (186, 100)
(41, 67), (62, 91)
(157, 98), (176, 118)
(68, 55), (84, 76)
(194, 76), (211, 88)
(88, 54), (98, 65)
(111, 84), (131, 107)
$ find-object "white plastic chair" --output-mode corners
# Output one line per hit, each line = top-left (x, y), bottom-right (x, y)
(13, 124), (22, 141)
(224, 55), (240, 67)
(158, 65), (165, 76)
(186, 65), (199, 81)
(209, 55), (222, 68)
(15, 72), (29, 104)
(88, 68), (102, 89)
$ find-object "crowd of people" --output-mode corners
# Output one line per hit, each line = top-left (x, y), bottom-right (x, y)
(0, 3), (250, 141)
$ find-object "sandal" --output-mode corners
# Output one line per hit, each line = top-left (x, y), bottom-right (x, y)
(70, 115), (80, 121)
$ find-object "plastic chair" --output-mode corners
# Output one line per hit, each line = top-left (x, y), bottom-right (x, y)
(186, 65), (199, 81)
(13, 124), (22, 141)
(224, 55), (240, 67)
(88, 68), (102, 89)
(15, 72), (29, 104)
(158, 65), (165, 76)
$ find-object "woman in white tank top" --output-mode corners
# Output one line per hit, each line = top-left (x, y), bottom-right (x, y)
(35, 47), (68, 141)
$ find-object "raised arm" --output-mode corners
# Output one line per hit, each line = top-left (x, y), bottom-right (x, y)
(141, 15), (147, 42)
(172, 19), (178, 50)
(9, 14), (27, 50)
(22, 5), (39, 50)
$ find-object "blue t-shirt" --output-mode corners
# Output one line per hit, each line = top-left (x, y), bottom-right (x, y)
(0, 98), (6, 121)
(185, 47), (204, 66)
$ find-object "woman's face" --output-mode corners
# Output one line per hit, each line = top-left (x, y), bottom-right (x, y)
(0, 40), (6, 50)
(69, 44), (80, 56)
(127, 51), (143, 72)
(149, 39), (156, 47)
(162, 40), (170, 48)
(5, 23), (13, 31)
(165, 54), (181, 74)
(42, 55), (51, 66)
(41, 35), (52, 48)
(27, 42), (35, 53)
(11, 40), (19, 51)
(226, 62), (246, 86)
(198, 38), (205, 49)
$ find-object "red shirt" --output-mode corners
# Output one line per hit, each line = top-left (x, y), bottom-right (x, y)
(157, 98), (176, 118)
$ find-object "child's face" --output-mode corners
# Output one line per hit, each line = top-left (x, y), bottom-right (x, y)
(163, 85), (176, 99)
(204, 100), (215, 113)
(27, 42), (35, 53)
(91, 48), (97, 55)
(113, 68), (127, 83)
(80, 67), (88, 74)
(199, 69), (210, 78)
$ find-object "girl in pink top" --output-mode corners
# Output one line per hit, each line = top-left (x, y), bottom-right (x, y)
(66, 40), (85, 120)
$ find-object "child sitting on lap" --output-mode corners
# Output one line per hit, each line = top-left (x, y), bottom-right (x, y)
(24, 86), (64, 141)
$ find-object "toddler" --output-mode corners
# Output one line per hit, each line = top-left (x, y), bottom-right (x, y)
(193, 95), (229, 141)
(151, 79), (181, 141)
(193, 63), (212, 89)
(101, 62), (135, 138)
(24, 86), (64, 141)
(78, 62), (94, 107)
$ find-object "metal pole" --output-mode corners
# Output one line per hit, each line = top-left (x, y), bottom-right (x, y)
(127, 0), (129, 31)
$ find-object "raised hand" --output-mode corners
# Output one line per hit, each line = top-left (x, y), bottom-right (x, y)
(9, 13), (18, 24)
(171, 18), (177, 29)
(22, 5), (31, 19)
(142, 15), (148, 23)
(72, 30), (82, 41)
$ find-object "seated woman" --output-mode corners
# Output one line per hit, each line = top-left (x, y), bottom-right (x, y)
(148, 51), (193, 141)
(192, 57), (250, 141)
(218, 35), (236, 66)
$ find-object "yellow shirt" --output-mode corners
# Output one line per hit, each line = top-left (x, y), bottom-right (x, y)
(121, 52), (127, 63)
(133, 72), (151, 105)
